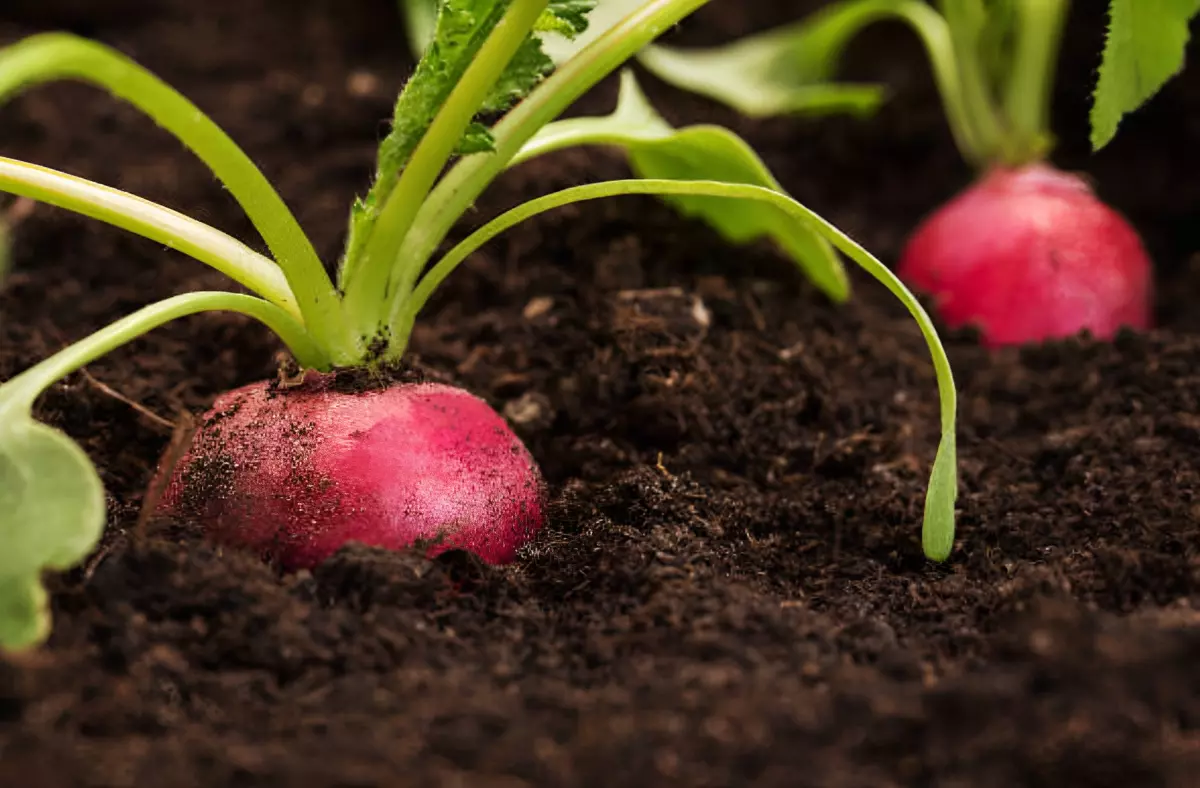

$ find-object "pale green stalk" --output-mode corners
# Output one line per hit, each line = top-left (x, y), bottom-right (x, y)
(0, 157), (299, 318)
(1002, 0), (1070, 160)
(935, 0), (1006, 165)
(0, 34), (357, 362)
(0, 292), (327, 416)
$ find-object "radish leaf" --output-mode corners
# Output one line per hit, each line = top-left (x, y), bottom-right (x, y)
(513, 70), (849, 300)
(633, 2), (892, 118)
(403, 0), (597, 61)
(1091, 0), (1200, 150)
(0, 416), (105, 651)
(345, 0), (595, 284)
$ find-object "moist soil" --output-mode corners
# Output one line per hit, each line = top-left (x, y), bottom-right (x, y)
(2, 1), (1200, 785)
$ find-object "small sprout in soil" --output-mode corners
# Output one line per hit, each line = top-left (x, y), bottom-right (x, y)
(0, 0), (959, 650)
(635, 0), (1191, 348)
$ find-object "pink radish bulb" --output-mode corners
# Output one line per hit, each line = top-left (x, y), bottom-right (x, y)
(897, 163), (1152, 347)
(154, 373), (545, 569)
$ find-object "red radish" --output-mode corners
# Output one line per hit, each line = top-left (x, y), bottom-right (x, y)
(154, 372), (544, 569)
(639, 0), (1160, 348)
(897, 163), (1152, 347)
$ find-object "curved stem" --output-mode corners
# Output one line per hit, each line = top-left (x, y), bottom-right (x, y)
(1002, 0), (1069, 162)
(935, 0), (1006, 166)
(0, 292), (328, 414)
(393, 0), (713, 285)
(388, 178), (958, 560)
(826, 0), (996, 166)
(0, 34), (356, 363)
(341, 0), (550, 339)
(0, 156), (300, 319)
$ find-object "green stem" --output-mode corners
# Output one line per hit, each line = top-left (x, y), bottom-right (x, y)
(386, 176), (958, 560)
(1001, 0), (1069, 162)
(0, 34), (356, 363)
(0, 292), (328, 414)
(829, 0), (994, 166)
(0, 156), (300, 319)
(391, 0), (713, 300)
(935, 0), (1006, 167)
(341, 0), (550, 340)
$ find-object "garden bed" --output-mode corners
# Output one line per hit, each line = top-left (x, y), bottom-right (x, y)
(2, 0), (1199, 785)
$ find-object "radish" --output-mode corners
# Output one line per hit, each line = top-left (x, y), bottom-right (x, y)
(898, 163), (1151, 347)
(154, 375), (544, 569)
(636, 0), (1161, 347)
(881, 0), (1156, 345)
(1, 0), (963, 651)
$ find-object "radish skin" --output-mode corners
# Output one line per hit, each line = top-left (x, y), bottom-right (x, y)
(155, 373), (545, 569)
(897, 163), (1152, 347)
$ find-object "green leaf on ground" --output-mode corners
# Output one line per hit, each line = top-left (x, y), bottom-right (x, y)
(0, 414), (106, 651)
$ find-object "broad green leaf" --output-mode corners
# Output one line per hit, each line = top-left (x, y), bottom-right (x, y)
(345, 0), (596, 282)
(383, 0), (593, 167)
(1091, 0), (1200, 150)
(633, 1), (892, 118)
(0, 415), (105, 650)
(513, 70), (849, 300)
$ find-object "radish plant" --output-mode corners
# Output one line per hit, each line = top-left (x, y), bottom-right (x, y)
(636, 0), (1198, 347)
(0, 0), (960, 650)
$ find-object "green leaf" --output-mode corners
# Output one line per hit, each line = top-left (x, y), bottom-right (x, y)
(404, 0), (594, 59)
(537, 0), (595, 35)
(0, 416), (105, 650)
(633, 3), (890, 119)
(342, 0), (595, 286)
(512, 70), (849, 300)
(1091, 0), (1200, 150)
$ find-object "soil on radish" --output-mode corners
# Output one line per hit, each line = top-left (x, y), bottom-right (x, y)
(3, 1), (1200, 785)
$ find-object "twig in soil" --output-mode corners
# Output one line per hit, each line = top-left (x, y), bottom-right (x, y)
(81, 537), (122, 583)
(740, 290), (767, 333)
(80, 369), (176, 432)
(135, 411), (197, 538)
(656, 451), (674, 479)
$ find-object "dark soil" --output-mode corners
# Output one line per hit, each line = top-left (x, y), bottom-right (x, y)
(3, 1), (1200, 785)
